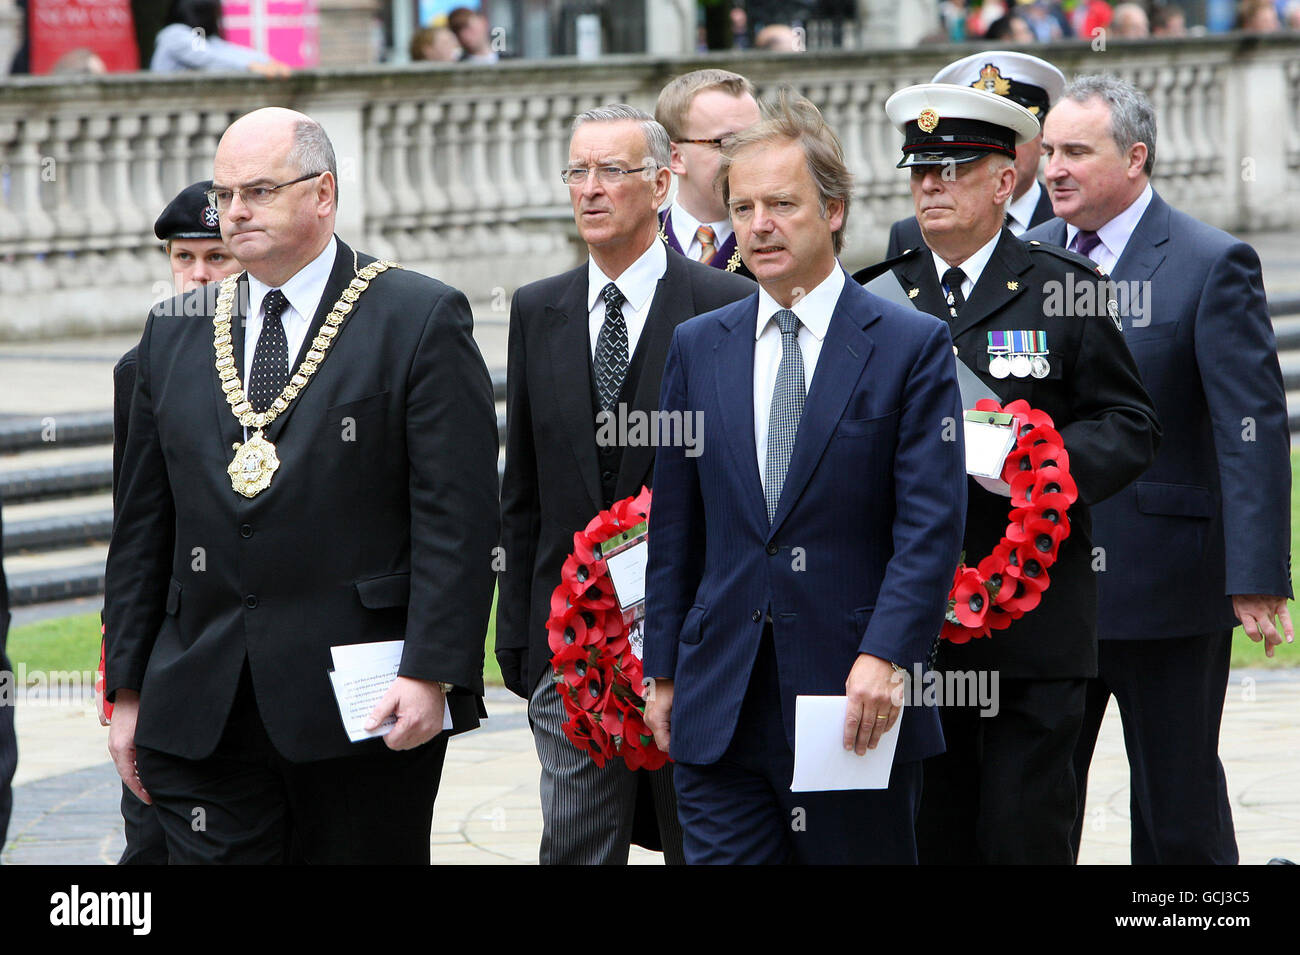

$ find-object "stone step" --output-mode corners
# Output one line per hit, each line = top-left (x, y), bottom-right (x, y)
(0, 410), (114, 454)
(5, 543), (107, 607)
(0, 458), (113, 504)
(4, 508), (114, 553)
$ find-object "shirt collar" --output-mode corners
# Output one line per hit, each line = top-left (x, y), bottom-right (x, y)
(1005, 179), (1041, 231)
(247, 236), (337, 322)
(667, 201), (732, 251)
(931, 227), (1001, 290)
(587, 237), (667, 314)
(755, 264), (845, 341)
(1065, 182), (1154, 258)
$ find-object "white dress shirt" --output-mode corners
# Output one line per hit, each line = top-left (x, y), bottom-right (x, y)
(930, 228), (1001, 303)
(667, 201), (733, 261)
(1004, 180), (1043, 236)
(586, 237), (667, 362)
(753, 264), (845, 489)
(1064, 183), (1154, 274)
(243, 236), (337, 393)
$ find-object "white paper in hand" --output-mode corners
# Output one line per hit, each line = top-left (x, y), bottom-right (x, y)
(329, 640), (452, 743)
(790, 695), (903, 792)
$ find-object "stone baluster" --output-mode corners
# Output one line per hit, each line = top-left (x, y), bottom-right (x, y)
(133, 115), (171, 236)
(70, 114), (115, 241)
(493, 96), (526, 213)
(412, 99), (447, 216)
(444, 100), (475, 213)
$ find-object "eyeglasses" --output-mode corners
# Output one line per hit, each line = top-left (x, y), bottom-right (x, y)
(560, 165), (655, 186)
(205, 172), (324, 211)
(674, 136), (738, 150)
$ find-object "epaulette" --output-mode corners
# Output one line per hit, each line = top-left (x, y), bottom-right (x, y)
(1024, 239), (1108, 278)
(852, 246), (923, 286)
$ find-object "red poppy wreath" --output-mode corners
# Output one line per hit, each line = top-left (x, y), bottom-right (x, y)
(546, 486), (669, 771)
(941, 398), (1078, 644)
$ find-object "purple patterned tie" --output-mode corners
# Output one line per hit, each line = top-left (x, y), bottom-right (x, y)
(1071, 229), (1102, 259)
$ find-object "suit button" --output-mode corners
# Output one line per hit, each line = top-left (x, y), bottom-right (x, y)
(244, 594), (258, 609)
(766, 543), (778, 556)
(599, 444), (616, 457)
(240, 524), (253, 538)
(752, 610), (762, 622)
(601, 470), (615, 482)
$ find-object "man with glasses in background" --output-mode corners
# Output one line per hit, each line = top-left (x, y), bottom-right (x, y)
(496, 104), (754, 864)
(104, 107), (499, 864)
(655, 69), (762, 280)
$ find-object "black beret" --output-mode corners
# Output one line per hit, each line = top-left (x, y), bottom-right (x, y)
(154, 180), (222, 241)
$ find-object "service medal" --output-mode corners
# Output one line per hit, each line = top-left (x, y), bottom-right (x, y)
(1030, 355), (1050, 379)
(1010, 354), (1031, 378)
(989, 355), (1012, 379)
(228, 431), (280, 498)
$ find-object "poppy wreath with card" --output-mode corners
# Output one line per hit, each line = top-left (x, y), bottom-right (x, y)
(546, 486), (669, 771)
(941, 398), (1078, 644)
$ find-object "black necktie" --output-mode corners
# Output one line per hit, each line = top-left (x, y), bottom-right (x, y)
(941, 267), (966, 319)
(249, 289), (290, 413)
(594, 282), (629, 415)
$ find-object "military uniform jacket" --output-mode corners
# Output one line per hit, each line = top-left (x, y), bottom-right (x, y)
(855, 229), (1160, 678)
(103, 239), (501, 763)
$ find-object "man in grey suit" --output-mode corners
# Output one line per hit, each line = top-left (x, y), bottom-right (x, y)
(1025, 75), (1292, 863)
(496, 104), (754, 864)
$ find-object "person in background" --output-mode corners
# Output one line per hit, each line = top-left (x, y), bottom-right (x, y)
(985, 12), (1036, 41)
(1151, 3), (1188, 35)
(0, 496), (14, 858)
(50, 48), (107, 74)
(448, 6), (514, 62)
(97, 180), (243, 865)
(1238, 0), (1281, 30)
(410, 25), (461, 62)
(754, 24), (800, 50)
(151, 0), (290, 75)
(1110, 2), (1152, 37)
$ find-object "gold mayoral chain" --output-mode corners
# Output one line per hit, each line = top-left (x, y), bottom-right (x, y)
(212, 258), (401, 498)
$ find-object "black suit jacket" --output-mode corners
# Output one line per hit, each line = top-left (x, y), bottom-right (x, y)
(856, 230), (1160, 678)
(496, 246), (756, 696)
(886, 183), (1055, 259)
(104, 238), (500, 763)
(0, 494), (14, 851)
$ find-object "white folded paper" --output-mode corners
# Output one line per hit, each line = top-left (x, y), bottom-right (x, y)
(328, 640), (452, 743)
(790, 695), (903, 792)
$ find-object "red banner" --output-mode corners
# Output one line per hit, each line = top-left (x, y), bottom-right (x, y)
(29, 0), (140, 74)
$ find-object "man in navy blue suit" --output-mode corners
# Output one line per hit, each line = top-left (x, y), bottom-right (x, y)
(1025, 75), (1293, 864)
(642, 92), (968, 864)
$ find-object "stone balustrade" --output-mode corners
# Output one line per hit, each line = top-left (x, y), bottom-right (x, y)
(1, 34), (1298, 339)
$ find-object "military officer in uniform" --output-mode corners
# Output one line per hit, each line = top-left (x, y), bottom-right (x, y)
(886, 51), (1064, 258)
(855, 84), (1160, 864)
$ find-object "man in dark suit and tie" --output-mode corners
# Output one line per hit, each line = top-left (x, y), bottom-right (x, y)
(655, 68), (761, 280)
(858, 83), (1160, 864)
(104, 107), (499, 864)
(643, 92), (968, 864)
(496, 104), (754, 865)
(1025, 75), (1293, 864)
(0, 496), (13, 855)
(886, 51), (1063, 259)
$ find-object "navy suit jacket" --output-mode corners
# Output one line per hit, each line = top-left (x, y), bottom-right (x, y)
(1024, 191), (1292, 639)
(643, 271), (968, 766)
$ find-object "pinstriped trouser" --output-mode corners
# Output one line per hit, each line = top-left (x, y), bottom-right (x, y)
(528, 669), (684, 865)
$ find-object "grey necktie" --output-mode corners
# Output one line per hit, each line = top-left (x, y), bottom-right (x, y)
(594, 282), (629, 416)
(764, 308), (805, 525)
(249, 288), (290, 413)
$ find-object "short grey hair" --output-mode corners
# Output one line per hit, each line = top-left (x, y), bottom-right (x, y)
(1060, 75), (1156, 176)
(287, 119), (340, 204)
(571, 104), (671, 170)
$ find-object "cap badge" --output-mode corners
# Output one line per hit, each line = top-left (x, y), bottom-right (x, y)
(917, 108), (939, 134)
(974, 64), (1012, 99)
(907, 287), (920, 299)
(202, 206), (220, 229)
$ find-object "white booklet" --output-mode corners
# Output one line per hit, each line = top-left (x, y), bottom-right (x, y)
(790, 695), (903, 792)
(328, 640), (452, 743)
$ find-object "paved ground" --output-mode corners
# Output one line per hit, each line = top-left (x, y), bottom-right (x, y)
(4, 671), (1298, 865)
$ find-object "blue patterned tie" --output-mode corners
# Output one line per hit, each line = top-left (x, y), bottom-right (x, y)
(765, 308), (805, 525)
(249, 288), (289, 413)
(594, 282), (628, 416)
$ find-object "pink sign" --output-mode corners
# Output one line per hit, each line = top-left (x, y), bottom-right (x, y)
(29, 0), (140, 73)
(221, 0), (320, 69)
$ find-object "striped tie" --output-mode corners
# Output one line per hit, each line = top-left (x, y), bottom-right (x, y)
(764, 308), (805, 524)
(695, 225), (716, 263)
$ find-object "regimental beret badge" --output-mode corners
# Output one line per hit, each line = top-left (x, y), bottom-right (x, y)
(917, 108), (939, 133)
(202, 205), (220, 229)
